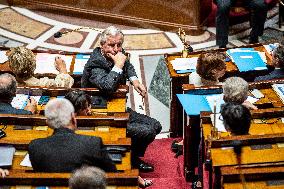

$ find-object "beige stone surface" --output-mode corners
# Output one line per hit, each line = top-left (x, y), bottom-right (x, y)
(0, 8), (51, 39)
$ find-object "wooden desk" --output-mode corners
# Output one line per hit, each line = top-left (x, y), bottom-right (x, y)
(12, 85), (128, 113)
(180, 79), (284, 181)
(8, 0), (212, 34)
(1, 169), (139, 188)
(165, 44), (273, 137)
(201, 108), (284, 188)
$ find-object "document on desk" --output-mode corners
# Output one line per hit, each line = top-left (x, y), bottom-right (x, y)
(210, 113), (226, 132)
(226, 49), (267, 72)
(171, 57), (198, 71)
(0, 50), (8, 63)
(73, 54), (90, 74)
(20, 153), (32, 167)
(35, 53), (72, 74)
(0, 146), (16, 168)
(205, 94), (224, 113)
(272, 84), (284, 103)
(177, 94), (211, 116)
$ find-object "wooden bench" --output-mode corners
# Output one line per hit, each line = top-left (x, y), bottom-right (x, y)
(201, 107), (284, 189)
(0, 169), (139, 188)
(0, 113), (132, 171)
(180, 78), (284, 181)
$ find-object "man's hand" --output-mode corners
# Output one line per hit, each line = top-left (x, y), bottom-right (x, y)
(242, 101), (258, 110)
(54, 57), (67, 74)
(132, 80), (146, 97)
(108, 52), (127, 69)
(24, 97), (37, 114)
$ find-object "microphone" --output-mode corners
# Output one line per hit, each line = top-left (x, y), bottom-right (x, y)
(54, 32), (63, 38)
(53, 27), (103, 38)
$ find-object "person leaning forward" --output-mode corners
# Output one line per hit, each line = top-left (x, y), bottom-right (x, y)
(81, 26), (162, 172)
(28, 98), (116, 173)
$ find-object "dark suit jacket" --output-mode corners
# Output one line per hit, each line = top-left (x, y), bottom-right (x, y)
(0, 102), (32, 115)
(81, 47), (137, 92)
(254, 68), (284, 81)
(28, 127), (117, 172)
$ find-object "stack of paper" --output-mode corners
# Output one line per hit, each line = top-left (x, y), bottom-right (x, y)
(35, 53), (72, 74)
(0, 146), (16, 168)
(226, 48), (267, 72)
(11, 94), (29, 109)
(73, 54), (90, 74)
(272, 84), (284, 104)
(0, 50), (8, 64)
(171, 57), (198, 73)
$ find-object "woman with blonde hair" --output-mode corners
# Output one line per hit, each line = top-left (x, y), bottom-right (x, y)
(8, 46), (74, 87)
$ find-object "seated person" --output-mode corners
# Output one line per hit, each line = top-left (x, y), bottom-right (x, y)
(173, 52), (226, 153)
(223, 77), (258, 110)
(189, 52), (226, 87)
(7, 46), (74, 87)
(28, 98), (116, 172)
(64, 90), (153, 188)
(0, 73), (37, 114)
(69, 166), (106, 189)
(221, 102), (251, 135)
(255, 45), (284, 81)
(81, 26), (162, 172)
(65, 90), (92, 116)
(215, 0), (267, 48)
(0, 168), (9, 178)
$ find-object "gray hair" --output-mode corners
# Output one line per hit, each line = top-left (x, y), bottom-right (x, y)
(100, 26), (124, 45)
(0, 73), (17, 101)
(223, 77), (248, 104)
(69, 166), (106, 189)
(45, 98), (75, 129)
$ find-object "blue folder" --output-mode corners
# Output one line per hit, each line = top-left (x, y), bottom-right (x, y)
(229, 51), (267, 72)
(177, 94), (211, 116)
(176, 69), (195, 74)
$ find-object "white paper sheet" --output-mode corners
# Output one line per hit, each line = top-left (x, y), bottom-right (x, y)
(34, 53), (72, 74)
(210, 113), (226, 132)
(0, 50), (8, 63)
(170, 57), (198, 71)
(20, 153), (32, 167)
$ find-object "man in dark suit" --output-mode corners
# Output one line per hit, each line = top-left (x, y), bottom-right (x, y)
(215, 0), (267, 48)
(255, 45), (284, 81)
(28, 98), (116, 172)
(0, 73), (36, 114)
(81, 26), (161, 172)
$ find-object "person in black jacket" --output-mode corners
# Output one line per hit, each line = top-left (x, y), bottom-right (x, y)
(0, 73), (36, 115)
(28, 98), (116, 172)
(81, 26), (162, 172)
(255, 45), (284, 81)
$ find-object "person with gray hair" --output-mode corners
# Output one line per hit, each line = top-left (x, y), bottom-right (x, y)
(223, 77), (257, 110)
(28, 98), (116, 173)
(81, 26), (162, 172)
(0, 73), (37, 114)
(255, 45), (284, 81)
(69, 166), (106, 189)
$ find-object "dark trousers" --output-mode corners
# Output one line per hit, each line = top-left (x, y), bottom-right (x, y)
(126, 108), (162, 159)
(216, 0), (268, 47)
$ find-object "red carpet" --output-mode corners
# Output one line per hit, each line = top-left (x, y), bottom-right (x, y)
(140, 138), (191, 189)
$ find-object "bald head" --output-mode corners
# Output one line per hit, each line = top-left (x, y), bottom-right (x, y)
(0, 73), (17, 102)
